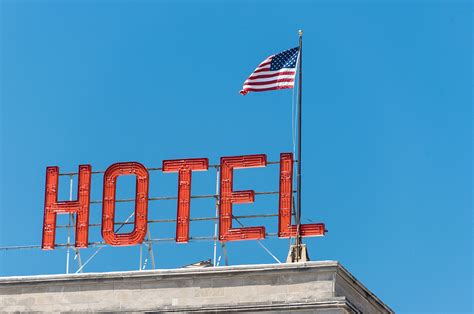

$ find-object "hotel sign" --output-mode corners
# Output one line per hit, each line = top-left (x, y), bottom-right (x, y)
(42, 153), (325, 250)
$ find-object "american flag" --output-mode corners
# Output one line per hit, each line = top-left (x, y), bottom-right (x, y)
(240, 47), (299, 95)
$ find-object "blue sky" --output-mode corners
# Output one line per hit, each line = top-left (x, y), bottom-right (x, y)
(0, 0), (472, 313)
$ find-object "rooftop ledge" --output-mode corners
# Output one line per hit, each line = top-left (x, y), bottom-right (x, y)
(1, 260), (341, 283)
(0, 261), (393, 313)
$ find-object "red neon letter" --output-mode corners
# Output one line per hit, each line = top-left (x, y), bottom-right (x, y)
(278, 153), (326, 238)
(163, 158), (209, 243)
(42, 165), (92, 250)
(219, 154), (266, 241)
(102, 162), (149, 246)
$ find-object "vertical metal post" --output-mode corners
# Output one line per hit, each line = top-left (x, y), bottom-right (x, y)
(139, 244), (143, 270)
(75, 247), (83, 272)
(66, 175), (73, 274)
(222, 243), (229, 266)
(213, 167), (220, 266)
(295, 30), (303, 261)
(147, 229), (156, 269)
(71, 214), (83, 272)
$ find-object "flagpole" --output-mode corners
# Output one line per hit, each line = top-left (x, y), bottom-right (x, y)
(295, 30), (303, 261)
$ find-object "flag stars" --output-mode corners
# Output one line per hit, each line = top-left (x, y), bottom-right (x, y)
(270, 47), (299, 71)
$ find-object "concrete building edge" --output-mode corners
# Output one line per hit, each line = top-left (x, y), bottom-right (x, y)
(335, 263), (393, 313)
(0, 261), (341, 285)
(0, 261), (393, 313)
(142, 299), (360, 313)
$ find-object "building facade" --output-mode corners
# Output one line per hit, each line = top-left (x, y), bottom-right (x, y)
(0, 261), (393, 313)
